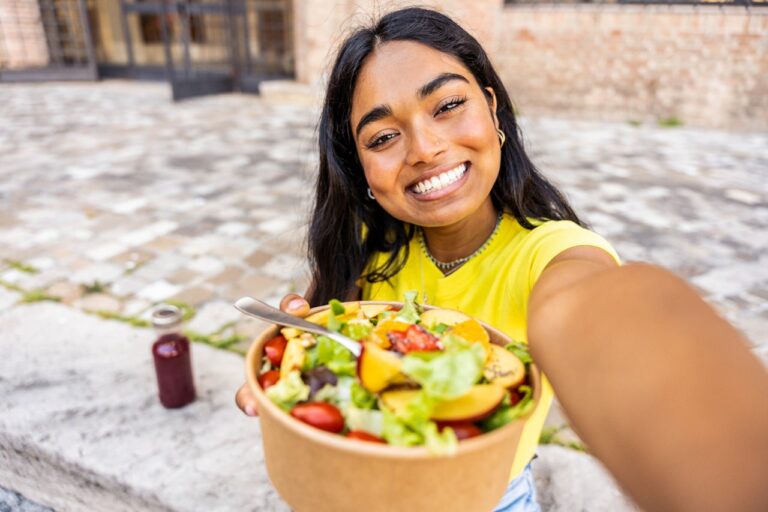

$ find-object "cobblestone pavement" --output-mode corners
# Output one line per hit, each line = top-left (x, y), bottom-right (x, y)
(1, 81), (766, 365)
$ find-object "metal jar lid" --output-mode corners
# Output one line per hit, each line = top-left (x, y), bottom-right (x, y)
(151, 304), (182, 329)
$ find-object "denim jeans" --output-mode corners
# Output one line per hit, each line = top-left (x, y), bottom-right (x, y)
(492, 463), (540, 512)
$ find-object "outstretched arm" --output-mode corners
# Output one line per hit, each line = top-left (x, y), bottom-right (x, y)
(528, 257), (768, 512)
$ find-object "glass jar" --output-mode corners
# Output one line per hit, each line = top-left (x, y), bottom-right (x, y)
(151, 304), (196, 408)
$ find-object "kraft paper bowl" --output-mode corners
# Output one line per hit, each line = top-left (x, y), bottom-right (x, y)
(245, 301), (541, 512)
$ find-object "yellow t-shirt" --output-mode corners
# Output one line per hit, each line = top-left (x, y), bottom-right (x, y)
(360, 214), (620, 478)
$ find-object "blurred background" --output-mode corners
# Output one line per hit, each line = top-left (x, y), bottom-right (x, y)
(1, 1), (766, 511)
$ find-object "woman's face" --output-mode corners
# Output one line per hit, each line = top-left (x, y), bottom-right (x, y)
(350, 41), (502, 228)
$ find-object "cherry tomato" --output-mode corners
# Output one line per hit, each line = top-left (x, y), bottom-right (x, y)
(437, 421), (483, 441)
(264, 335), (288, 366)
(290, 402), (345, 433)
(258, 370), (280, 391)
(346, 430), (386, 443)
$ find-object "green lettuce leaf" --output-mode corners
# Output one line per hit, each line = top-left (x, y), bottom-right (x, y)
(401, 334), (485, 400)
(342, 319), (373, 341)
(351, 381), (377, 409)
(327, 299), (346, 332)
(505, 341), (532, 365)
(380, 391), (457, 454)
(395, 290), (420, 324)
(265, 370), (310, 410)
(315, 335), (356, 377)
(480, 385), (535, 431)
(345, 407), (385, 436)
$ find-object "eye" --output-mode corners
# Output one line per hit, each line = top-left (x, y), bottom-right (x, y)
(366, 132), (398, 149)
(436, 96), (468, 116)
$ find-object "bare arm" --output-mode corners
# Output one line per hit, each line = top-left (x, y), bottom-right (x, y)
(528, 260), (768, 512)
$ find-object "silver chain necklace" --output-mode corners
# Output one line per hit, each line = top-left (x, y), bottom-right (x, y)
(419, 211), (503, 275)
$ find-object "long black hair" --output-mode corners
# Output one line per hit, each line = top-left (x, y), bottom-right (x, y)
(307, 7), (582, 306)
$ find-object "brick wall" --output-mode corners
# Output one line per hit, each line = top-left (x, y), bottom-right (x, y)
(496, 5), (768, 130)
(292, 1), (767, 130)
(0, 0), (49, 69)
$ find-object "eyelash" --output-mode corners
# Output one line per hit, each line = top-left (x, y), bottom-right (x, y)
(365, 95), (468, 149)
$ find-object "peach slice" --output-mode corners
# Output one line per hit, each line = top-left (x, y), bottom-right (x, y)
(279, 337), (306, 380)
(356, 341), (403, 393)
(419, 308), (470, 328)
(380, 384), (506, 422)
(360, 303), (392, 319)
(483, 344), (526, 388)
(305, 302), (361, 326)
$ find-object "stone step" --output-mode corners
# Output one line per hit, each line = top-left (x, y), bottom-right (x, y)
(0, 303), (288, 512)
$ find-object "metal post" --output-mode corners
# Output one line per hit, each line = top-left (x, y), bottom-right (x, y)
(76, 0), (98, 78)
(178, 0), (191, 79)
(227, 0), (242, 89)
(160, 0), (175, 88)
(118, 0), (135, 73)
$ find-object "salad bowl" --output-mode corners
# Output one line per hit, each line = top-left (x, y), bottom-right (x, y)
(245, 301), (541, 512)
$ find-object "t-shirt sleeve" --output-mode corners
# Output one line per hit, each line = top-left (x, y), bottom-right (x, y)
(526, 220), (621, 292)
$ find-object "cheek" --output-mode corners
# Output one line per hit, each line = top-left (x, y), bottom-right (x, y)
(362, 153), (402, 188)
(450, 110), (497, 148)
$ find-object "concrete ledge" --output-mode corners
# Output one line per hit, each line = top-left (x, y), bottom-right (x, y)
(0, 303), (288, 512)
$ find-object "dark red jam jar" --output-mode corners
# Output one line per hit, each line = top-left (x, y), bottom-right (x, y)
(151, 305), (196, 408)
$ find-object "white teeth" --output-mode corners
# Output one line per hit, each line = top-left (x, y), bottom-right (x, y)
(412, 163), (467, 195)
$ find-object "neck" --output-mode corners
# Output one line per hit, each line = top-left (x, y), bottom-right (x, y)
(421, 201), (499, 263)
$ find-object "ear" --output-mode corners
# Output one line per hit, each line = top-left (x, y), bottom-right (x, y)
(484, 87), (500, 129)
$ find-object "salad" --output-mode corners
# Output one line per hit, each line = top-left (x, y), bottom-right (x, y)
(257, 292), (535, 454)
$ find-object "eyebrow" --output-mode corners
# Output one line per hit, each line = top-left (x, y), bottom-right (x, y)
(354, 72), (470, 139)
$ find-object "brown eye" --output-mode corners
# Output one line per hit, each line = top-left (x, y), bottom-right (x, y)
(436, 96), (467, 116)
(367, 132), (398, 149)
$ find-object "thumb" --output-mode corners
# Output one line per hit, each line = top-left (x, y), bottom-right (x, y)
(279, 294), (310, 316)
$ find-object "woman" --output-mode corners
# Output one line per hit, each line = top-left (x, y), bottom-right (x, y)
(237, 8), (768, 512)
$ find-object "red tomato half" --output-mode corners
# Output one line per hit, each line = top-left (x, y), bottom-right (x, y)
(264, 335), (288, 366)
(389, 325), (441, 354)
(290, 402), (345, 433)
(258, 370), (280, 391)
(437, 421), (483, 441)
(346, 430), (386, 443)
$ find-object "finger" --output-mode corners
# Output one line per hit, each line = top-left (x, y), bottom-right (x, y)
(235, 383), (259, 417)
(279, 294), (310, 316)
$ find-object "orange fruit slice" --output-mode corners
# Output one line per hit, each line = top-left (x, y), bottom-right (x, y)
(449, 319), (492, 361)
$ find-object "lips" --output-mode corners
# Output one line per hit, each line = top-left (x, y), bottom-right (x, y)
(409, 162), (469, 195)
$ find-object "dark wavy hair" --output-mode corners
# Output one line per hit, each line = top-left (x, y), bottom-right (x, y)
(306, 7), (582, 306)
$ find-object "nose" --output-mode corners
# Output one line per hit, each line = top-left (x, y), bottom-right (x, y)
(405, 124), (446, 167)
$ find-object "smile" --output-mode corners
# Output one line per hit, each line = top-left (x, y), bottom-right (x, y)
(411, 163), (468, 195)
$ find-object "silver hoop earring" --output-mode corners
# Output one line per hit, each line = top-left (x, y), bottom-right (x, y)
(497, 128), (506, 146)
(367, 187), (375, 200)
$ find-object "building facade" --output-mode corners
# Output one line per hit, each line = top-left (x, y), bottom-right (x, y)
(1, 0), (766, 128)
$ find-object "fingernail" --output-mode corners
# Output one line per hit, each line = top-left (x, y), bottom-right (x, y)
(288, 298), (306, 311)
(245, 404), (257, 417)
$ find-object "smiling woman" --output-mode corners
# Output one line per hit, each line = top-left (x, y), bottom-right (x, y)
(235, 7), (768, 512)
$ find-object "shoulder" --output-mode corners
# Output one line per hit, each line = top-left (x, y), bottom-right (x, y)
(514, 218), (620, 288)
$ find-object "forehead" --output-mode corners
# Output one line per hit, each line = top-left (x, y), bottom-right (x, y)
(351, 40), (474, 122)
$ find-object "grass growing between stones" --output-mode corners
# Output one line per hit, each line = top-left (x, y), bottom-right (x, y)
(539, 425), (587, 452)
(3, 259), (39, 274)
(0, 279), (24, 293)
(658, 117), (683, 128)
(82, 280), (109, 294)
(20, 289), (61, 304)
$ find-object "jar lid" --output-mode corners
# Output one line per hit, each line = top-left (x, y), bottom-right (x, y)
(151, 304), (182, 329)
